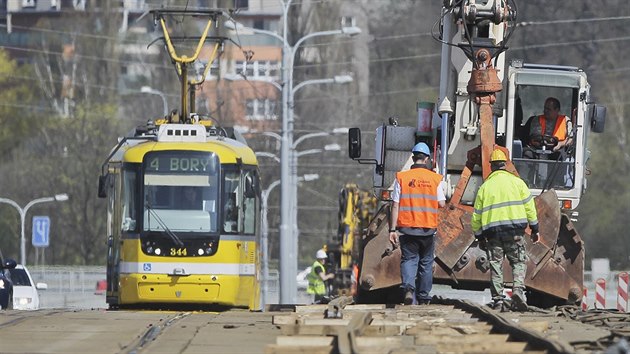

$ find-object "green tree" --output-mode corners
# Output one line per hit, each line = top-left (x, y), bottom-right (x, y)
(577, 78), (630, 269)
(0, 49), (35, 156)
(0, 49), (40, 259)
(0, 3), (139, 264)
(508, 1), (630, 269)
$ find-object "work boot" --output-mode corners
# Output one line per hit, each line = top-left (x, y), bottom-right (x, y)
(404, 289), (414, 305)
(417, 299), (431, 305)
(488, 298), (504, 310)
(511, 288), (528, 312)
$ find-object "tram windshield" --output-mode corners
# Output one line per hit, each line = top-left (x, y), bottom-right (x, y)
(142, 151), (220, 233)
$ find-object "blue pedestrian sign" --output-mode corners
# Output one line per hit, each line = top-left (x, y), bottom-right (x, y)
(32, 216), (50, 248)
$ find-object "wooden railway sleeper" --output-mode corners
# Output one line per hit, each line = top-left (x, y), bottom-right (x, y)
(326, 295), (355, 319)
(435, 298), (575, 354)
(335, 312), (372, 354)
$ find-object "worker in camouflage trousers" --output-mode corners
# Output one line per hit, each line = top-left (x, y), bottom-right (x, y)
(486, 237), (527, 308)
(471, 149), (540, 311)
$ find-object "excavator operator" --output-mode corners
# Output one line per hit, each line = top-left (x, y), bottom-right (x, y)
(521, 97), (570, 161)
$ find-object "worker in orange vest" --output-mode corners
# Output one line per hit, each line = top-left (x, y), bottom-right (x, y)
(389, 142), (445, 305)
(523, 97), (570, 160)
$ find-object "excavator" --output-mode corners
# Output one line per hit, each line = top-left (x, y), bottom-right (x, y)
(348, 0), (607, 306)
(324, 184), (378, 297)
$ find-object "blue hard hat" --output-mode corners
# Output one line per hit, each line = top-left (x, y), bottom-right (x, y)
(412, 142), (431, 156)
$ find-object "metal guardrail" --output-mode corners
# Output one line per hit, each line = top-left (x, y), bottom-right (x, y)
(28, 265), (105, 292)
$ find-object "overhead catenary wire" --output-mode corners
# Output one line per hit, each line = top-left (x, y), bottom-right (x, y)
(3, 18), (630, 72)
(6, 12), (630, 48)
(517, 15), (630, 27)
(7, 34), (629, 75)
(143, 0), (329, 11)
(2, 63), (627, 115)
(0, 44), (173, 70)
(2, 7), (629, 117)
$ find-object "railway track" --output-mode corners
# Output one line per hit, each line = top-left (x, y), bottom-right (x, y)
(0, 298), (627, 353)
(266, 296), (630, 354)
(267, 297), (572, 354)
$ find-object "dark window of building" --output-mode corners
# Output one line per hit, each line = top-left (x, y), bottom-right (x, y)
(234, 0), (248, 9)
(341, 16), (356, 27)
(268, 61), (279, 78)
(246, 100), (255, 116)
(253, 19), (264, 30)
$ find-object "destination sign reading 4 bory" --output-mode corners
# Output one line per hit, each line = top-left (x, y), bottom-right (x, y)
(145, 152), (217, 174)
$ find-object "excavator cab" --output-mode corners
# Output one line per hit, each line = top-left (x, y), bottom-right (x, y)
(505, 62), (607, 212)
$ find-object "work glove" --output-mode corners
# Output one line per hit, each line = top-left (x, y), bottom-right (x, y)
(476, 236), (488, 251)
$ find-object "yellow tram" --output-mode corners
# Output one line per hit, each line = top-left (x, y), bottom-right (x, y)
(97, 9), (261, 310)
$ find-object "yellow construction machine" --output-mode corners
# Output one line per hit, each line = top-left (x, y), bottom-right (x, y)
(324, 184), (377, 298)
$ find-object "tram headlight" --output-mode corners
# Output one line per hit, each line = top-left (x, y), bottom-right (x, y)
(197, 248), (204, 256)
(154, 248), (162, 255)
(146, 246), (154, 254)
(206, 248), (213, 255)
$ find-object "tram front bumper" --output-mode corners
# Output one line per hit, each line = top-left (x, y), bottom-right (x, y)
(119, 273), (241, 305)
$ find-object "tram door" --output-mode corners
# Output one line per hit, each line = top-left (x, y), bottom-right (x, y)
(105, 171), (120, 298)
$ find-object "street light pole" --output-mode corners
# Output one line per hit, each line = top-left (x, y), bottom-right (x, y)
(282, 71), (355, 304)
(288, 131), (335, 265)
(259, 172), (320, 308)
(280, 32), (358, 304)
(0, 194), (69, 265)
(258, 127), (347, 304)
(225, 3), (360, 303)
(279, 2), (294, 303)
(255, 151), (281, 163)
(261, 179), (281, 309)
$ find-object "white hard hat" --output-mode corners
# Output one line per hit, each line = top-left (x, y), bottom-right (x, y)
(316, 249), (327, 259)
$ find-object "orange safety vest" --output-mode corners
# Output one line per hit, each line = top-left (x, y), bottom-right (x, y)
(395, 167), (443, 229)
(538, 115), (567, 141)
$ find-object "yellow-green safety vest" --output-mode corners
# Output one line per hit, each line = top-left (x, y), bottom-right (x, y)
(306, 260), (327, 296)
(471, 170), (538, 237)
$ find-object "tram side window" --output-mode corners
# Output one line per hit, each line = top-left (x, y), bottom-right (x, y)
(242, 170), (258, 235)
(121, 170), (137, 232)
(223, 169), (258, 234)
(107, 174), (115, 238)
(224, 171), (240, 233)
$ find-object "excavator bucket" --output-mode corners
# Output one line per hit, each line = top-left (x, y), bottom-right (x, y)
(433, 189), (583, 305)
(358, 204), (401, 292)
(357, 190), (583, 306)
(525, 191), (584, 305)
